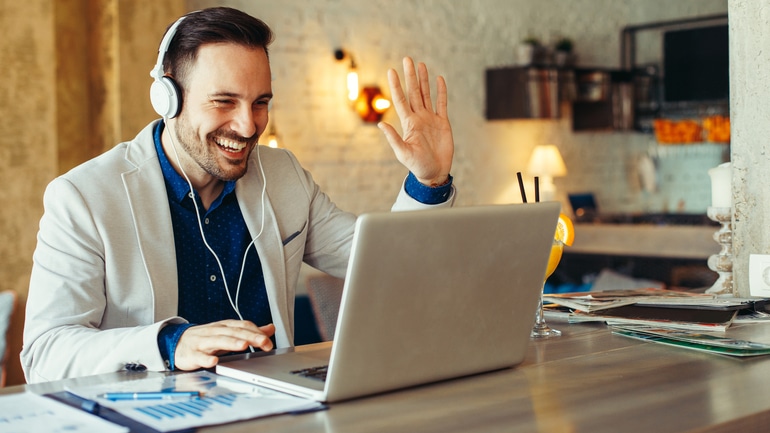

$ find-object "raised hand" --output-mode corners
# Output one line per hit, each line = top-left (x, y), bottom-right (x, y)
(378, 57), (454, 187)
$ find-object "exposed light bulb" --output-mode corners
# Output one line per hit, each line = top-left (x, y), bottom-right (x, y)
(267, 133), (279, 148)
(347, 70), (359, 102)
(373, 96), (391, 113)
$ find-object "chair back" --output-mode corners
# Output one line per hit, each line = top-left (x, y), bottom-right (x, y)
(305, 275), (345, 341)
(0, 291), (17, 387)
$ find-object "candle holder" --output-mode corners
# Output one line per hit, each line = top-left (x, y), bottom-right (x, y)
(706, 206), (734, 296)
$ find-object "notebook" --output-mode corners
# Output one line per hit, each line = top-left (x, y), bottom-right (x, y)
(216, 202), (561, 403)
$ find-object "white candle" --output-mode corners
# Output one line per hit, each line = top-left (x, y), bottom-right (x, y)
(708, 162), (732, 208)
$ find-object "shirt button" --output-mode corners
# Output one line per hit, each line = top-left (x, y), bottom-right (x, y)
(210, 275), (217, 282)
(188, 192), (194, 199)
(204, 218), (210, 225)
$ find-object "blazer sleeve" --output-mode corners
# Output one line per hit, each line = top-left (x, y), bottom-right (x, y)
(21, 177), (180, 383)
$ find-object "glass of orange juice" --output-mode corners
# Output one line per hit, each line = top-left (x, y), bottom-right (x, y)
(531, 240), (563, 338)
(531, 213), (573, 339)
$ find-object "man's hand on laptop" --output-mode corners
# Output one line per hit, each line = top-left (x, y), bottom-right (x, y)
(174, 320), (276, 371)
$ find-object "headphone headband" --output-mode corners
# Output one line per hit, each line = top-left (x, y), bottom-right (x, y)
(149, 16), (186, 118)
(150, 16), (185, 80)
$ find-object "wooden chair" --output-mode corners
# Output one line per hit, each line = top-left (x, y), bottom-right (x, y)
(0, 290), (17, 387)
(305, 275), (345, 341)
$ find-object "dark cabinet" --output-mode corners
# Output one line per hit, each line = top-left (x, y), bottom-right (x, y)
(485, 66), (635, 131)
(485, 67), (561, 120)
(571, 69), (635, 131)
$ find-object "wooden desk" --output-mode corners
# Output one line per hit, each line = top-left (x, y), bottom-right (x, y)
(9, 318), (770, 432)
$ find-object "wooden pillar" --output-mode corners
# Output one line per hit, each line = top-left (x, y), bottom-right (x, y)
(0, 0), (184, 386)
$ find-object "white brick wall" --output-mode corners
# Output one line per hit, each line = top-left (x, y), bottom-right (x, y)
(190, 0), (728, 215)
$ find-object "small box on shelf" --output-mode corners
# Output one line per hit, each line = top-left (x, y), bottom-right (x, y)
(653, 115), (730, 145)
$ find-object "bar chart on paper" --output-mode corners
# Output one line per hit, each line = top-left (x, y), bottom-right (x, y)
(66, 372), (323, 432)
(133, 393), (238, 420)
(121, 388), (320, 432)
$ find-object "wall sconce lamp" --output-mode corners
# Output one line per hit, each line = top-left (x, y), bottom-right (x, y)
(355, 86), (391, 123)
(527, 144), (567, 201)
(265, 123), (280, 148)
(261, 100), (281, 148)
(335, 48), (391, 123)
(334, 49), (359, 102)
(262, 112), (280, 148)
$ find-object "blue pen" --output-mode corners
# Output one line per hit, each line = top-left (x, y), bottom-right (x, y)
(101, 391), (200, 401)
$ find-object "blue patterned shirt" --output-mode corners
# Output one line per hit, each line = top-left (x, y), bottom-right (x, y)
(154, 122), (271, 368)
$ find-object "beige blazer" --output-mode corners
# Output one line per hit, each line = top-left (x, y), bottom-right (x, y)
(21, 120), (455, 383)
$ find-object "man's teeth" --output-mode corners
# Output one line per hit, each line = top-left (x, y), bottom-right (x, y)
(215, 138), (246, 151)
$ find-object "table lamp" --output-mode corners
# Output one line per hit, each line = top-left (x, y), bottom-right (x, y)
(527, 144), (567, 201)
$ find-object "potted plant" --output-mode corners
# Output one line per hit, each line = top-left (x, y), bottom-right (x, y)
(553, 37), (574, 67)
(517, 37), (540, 65)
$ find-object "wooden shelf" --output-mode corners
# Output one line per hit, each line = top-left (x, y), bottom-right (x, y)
(569, 223), (719, 260)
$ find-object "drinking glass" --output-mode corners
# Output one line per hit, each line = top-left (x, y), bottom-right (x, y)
(531, 239), (563, 338)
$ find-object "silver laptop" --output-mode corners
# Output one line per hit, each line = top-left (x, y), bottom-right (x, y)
(216, 202), (560, 402)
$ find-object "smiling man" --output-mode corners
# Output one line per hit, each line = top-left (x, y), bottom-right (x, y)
(165, 42), (273, 206)
(21, 7), (456, 383)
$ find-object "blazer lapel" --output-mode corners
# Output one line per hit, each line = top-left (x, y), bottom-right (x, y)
(122, 122), (180, 321)
(236, 155), (292, 347)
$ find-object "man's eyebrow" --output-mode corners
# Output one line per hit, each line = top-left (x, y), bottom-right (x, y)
(208, 91), (238, 98)
(208, 91), (273, 100)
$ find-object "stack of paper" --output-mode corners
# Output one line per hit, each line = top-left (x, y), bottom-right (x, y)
(0, 392), (128, 433)
(544, 288), (752, 331)
(611, 325), (770, 357)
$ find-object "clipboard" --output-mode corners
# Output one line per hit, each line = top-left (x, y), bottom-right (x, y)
(45, 391), (178, 433)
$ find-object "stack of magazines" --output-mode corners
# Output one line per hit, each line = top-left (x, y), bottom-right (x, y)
(610, 325), (770, 357)
(543, 288), (764, 332)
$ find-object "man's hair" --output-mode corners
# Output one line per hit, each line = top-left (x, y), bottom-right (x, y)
(162, 7), (274, 90)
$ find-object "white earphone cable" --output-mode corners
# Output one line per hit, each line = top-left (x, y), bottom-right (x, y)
(165, 118), (267, 352)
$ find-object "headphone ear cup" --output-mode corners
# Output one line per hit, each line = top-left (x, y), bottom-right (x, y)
(150, 76), (182, 118)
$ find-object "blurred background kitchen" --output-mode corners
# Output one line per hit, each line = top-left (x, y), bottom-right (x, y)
(5, 0), (770, 386)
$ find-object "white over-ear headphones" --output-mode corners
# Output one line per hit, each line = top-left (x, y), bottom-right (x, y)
(150, 16), (185, 118)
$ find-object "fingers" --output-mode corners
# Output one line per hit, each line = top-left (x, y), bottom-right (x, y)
(402, 57), (424, 111)
(389, 57), (444, 117)
(387, 68), (408, 121)
(206, 320), (274, 352)
(173, 320), (276, 371)
(377, 121), (409, 162)
(435, 75), (448, 118)
(182, 352), (219, 370)
(417, 61), (433, 111)
(256, 323), (276, 351)
(407, 58), (439, 112)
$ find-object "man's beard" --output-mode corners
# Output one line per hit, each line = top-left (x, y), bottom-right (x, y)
(171, 114), (258, 182)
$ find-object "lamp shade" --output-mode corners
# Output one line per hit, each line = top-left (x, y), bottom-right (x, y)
(355, 86), (391, 123)
(527, 145), (567, 177)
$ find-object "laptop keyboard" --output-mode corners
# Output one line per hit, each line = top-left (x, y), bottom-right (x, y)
(291, 365), (329, 382)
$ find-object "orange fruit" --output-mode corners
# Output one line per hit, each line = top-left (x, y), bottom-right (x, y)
(554, 212), (574, 246)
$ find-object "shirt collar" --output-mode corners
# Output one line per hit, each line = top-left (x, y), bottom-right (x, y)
(153, 121), (237, 204)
